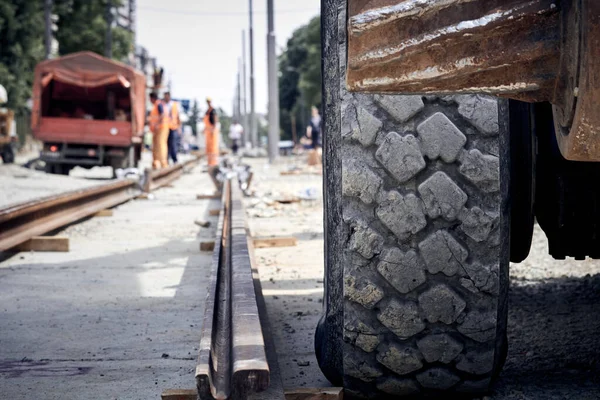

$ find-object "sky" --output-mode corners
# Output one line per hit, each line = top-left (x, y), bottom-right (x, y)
(136, 0), (321, 115)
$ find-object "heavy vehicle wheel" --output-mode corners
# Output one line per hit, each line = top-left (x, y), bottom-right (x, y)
(1, 146), (15, 164)
(317, 1), (510, 397)
(44, 163), (71, 175)
(110, 147), (137, 178)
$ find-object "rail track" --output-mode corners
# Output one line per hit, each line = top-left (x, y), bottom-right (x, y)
(1, 159), (281, 399)
(196, 179), (283, 400)
(0, 157), (200, 252)
(143, 156), (200, 193)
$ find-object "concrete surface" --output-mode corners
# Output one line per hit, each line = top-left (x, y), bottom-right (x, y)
(0, 164), (100, 207)
(0, 163), (217, 399)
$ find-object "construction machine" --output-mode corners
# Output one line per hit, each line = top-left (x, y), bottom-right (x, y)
(316, 0), (600, 397)
(31, 52), (146, 175)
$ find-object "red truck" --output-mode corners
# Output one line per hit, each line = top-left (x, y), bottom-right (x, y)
(31, 52), (146, 175)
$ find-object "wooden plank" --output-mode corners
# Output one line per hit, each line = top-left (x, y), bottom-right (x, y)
(209, 209), (221, 216)
(253, 236), (297, 249)
(275, 197), (301, 204)
(93, 209), (113, 217)
(200, 241), (215, 252)
(280, 170), (303, 176)
(16, 236), (69, 252)
(284, 388), (343, 400)
(161, 389), (197, 400)
(197, 192), (222, 200)
(280, 170), (322, 176)
(136, 193), (151, 200)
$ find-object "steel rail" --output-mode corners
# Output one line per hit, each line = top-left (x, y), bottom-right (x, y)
(143, 156), (201, 193)
(196, 180), (270, 400)
(0, 179), (140, 251)
(0, 157), (201, 252)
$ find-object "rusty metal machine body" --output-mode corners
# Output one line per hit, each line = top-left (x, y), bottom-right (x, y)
(346, 0), (599, 162)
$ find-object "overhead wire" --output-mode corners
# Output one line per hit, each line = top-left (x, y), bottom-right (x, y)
(137, 6), (317, 17)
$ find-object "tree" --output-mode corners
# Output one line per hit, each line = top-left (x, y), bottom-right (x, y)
(218, 107), (231, 143)
(0, 0), (45, 112)
(278, 16), (321, 142)
(54, 0), (133, 61)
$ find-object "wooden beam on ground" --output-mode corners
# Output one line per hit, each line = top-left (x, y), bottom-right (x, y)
(200, 241), (215, 252)
(209, 209), (221, 216)
(280, 170), (303, 176)
(197, 192), (221, 200)
(284, 388), (343, 400)
(253, 236), (297, 249)
(93, 209), (113, 217)
(161, 389), (197, 400)
(16, 236), (69, 252)
(275, 197), (301, 204)
(280, 170), (322, 176)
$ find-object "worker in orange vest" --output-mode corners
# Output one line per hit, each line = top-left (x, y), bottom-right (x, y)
(163, 91), (180, 164)
(204, 97), (219, 166)
(149, 92), (169, 169)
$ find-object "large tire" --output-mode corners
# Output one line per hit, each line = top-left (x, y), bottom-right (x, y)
(1, 145), (15, 164)
(317, 1), (510, 397)
(44, 163), (71, 175)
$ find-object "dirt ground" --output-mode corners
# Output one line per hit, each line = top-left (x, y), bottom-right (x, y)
(0, 155), (599, 399)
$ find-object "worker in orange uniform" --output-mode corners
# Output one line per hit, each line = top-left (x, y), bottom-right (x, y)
(203, 97), (219, 166)
(163, 91), (180, 164)
(149, 92), (169, 169)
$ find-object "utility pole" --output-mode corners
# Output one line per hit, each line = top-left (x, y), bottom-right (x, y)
(44, 0), (53, 59)
(242, 31), (249, 148)
(105, 0), (113, 58)
(248, 0), (257, 148)
(237, 59), (243, 124)
(266, 0), (280, 163)
(129, 0), (137, 55)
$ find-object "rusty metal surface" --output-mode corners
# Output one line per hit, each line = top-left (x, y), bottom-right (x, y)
(347, 0), (561, 101)
(196, 181), (270, 399)
(555, 0), (600, 161)
(0, 180), (140, 251)
(346, 0), (600, 161)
